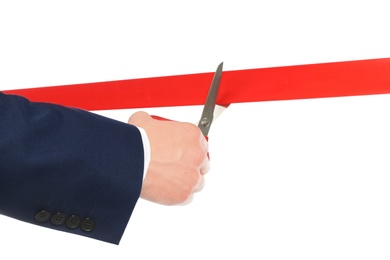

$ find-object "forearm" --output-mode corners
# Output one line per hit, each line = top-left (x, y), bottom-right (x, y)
(0, 93), (144, 244)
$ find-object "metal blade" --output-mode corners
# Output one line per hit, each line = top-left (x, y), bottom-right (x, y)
(198, 62), (223, 136)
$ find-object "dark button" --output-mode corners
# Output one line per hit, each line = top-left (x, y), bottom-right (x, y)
(80, 218), (95, 232)
(51, 212), (67, 226)
(66, 215), (81, 229)
(35, 210), (52, 223)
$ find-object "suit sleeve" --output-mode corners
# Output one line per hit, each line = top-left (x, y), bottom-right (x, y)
(0, 93), (144, 244)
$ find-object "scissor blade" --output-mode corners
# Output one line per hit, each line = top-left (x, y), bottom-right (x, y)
(198, 62), (223, 136)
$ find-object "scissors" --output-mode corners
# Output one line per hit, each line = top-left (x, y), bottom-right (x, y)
(152, 62), (227, 138)
(198, 62), (226, 137)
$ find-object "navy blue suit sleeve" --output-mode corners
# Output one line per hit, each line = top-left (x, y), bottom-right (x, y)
(0, 93), (144, 244)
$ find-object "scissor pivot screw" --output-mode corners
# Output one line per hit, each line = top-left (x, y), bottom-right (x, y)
(200, 118), (211, 127)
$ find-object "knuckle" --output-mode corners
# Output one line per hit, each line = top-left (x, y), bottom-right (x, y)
(179, 194), (194, 205)
(183, 123), (203, 138)
(191, 172), (201, 186)
(186, 169), (201, 189)
(183, 169), (199, 186)
(192, 146), (207, 165)
(177, 189), (193, 204)
(173, 170), (202, 205)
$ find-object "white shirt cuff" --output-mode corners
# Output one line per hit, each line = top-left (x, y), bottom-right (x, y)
(136, 127), (150, 180)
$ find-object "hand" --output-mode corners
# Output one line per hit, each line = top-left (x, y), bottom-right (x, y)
(128, 111), (210, 205)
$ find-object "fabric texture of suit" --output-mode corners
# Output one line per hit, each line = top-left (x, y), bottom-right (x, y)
(0, 93), (144, 244)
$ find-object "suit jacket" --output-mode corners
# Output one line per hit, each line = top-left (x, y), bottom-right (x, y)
(0, 93), (144, 244)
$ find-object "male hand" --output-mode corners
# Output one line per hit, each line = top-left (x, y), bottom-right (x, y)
(128, 111), (210, 205)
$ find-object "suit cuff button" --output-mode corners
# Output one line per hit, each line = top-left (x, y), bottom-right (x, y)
(35, 210), (52, 223)
(80, 218), (95, 232)
(51, 212), (67, 226)
(66, 215), (81, 229)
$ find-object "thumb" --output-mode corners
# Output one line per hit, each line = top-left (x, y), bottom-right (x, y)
(128, 111), (152, 126)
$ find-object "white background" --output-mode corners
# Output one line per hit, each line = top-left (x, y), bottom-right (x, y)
(1, 1), (390, 259)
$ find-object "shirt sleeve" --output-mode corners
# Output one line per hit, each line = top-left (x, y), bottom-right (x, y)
(0, 92), (145, 244)
(136, 127), (151, 180)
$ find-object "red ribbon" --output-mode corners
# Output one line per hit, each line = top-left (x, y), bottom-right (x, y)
(4, 58), (390, 111)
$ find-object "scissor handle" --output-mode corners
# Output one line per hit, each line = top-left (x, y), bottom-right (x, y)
(151, 115), (171, 121)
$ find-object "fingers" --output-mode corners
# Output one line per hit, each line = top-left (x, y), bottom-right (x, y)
(196, 127), (210, 175)
(130, 111), (211, 206)
(179, 194), (194, 206)
(179, 174), (205, 205)
(194, 174), (205, 192)
(200, 155), (210, 175)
